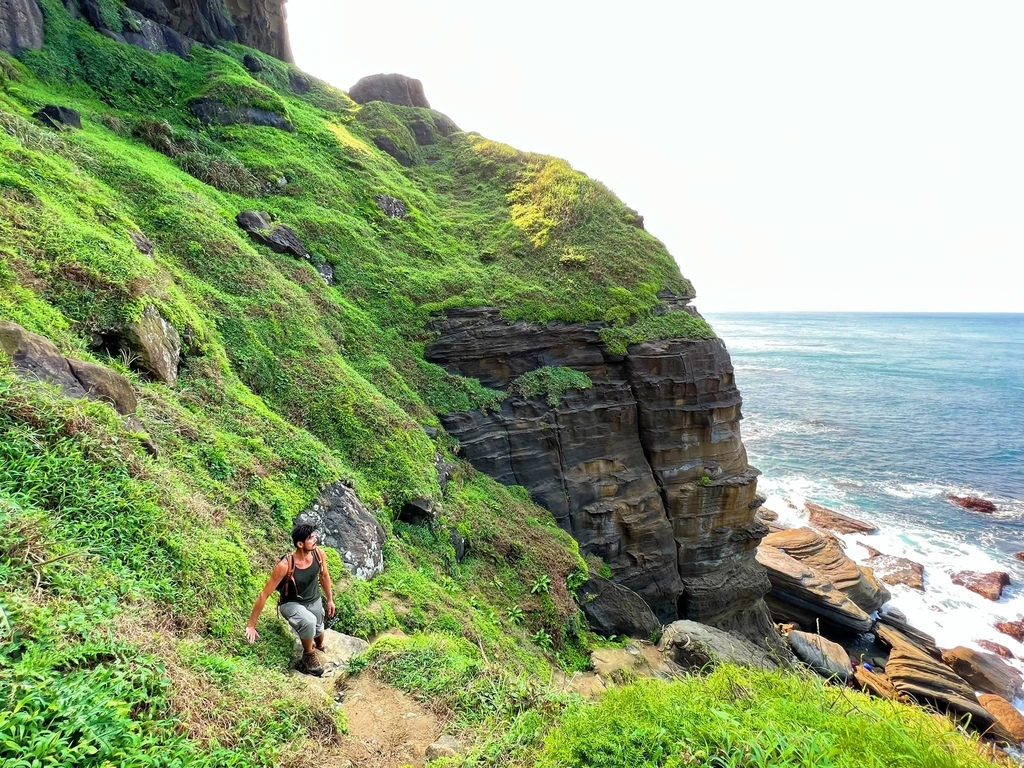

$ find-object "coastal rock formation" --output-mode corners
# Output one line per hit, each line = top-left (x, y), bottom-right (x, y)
(978, 640), (1015, 659)
(294, 482), (386, 580)
(940, 646), (1023, 700)
(349, 74), (430, 108)
(64, 0), (291, 60)
(788, 630), (852, 682)
(426, 306), (778, 646)
(659, 620), (784, 671)
(978, 694), (1024, 743)
(996, 620), (1024, 643)
(947, 495), (997, 513)
(861, 544), (924, 591)
(0, 0), (43, 54)
(950, 570), (1010, 601)
(805, 501), (876, 534)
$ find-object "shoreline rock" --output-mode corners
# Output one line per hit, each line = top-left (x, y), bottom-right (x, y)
(861, 544), (925, 591)
(940, 646), (1023, 700)
(805, 501), (877, 534)
(947, 495), (997, 513)
(950, 570), (1010, 602)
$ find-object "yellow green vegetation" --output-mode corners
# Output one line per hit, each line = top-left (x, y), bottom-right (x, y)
(0, 2), (1003, 767)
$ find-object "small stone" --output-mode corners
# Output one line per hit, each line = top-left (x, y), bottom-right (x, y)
(947, 495), (997, 513)
(1015, 552), (1024, 563)
(995, 620), (1024, 643)
(129, 231), (154, 256)
(374, 194), (407, 218)
(977, 640), (1015, 659)
(33, 104), (81, 130)
(424, 735), (460, 761)
(950, 570), (1010, 601)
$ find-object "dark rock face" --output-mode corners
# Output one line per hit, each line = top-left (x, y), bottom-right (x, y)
(288, 71), (310, 95)
(0, 0), (43, 55)
(294, 482), (386, 580)
(189, 98), (293, 132)
(947, 494), (997, 513)
(243, 52), (263, 72)
(375, 194), (407, 218)
(577, 575), (661, 640)
(126, 0), (289, 59)
(120, 305), (181, 385)
(349, 73), (430, 108)
(425, 306), (778, 647)
(33, 105), (81, 130)
(236, 211), (309, 259)
(372, 135), (413, 167)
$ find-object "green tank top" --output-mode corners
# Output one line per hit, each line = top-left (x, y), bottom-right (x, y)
(280, 552), (321, 604)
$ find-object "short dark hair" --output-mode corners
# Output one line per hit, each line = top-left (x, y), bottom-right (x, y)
(291, 523), (316, 547)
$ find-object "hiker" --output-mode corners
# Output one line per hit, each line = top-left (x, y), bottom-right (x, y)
(245, 523), (336, 676)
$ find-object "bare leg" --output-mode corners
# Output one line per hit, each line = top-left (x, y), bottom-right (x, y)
(300, 637), (314, 653)
(314, 633), (325, 651)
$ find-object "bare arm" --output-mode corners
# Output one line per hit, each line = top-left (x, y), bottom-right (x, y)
(245, 559), (288, 643)
(318, 548), (335, 617)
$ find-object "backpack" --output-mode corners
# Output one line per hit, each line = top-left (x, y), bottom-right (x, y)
(277, 547), (324, 601)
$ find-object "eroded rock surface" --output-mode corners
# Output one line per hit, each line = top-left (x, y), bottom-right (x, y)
(0, 0), (43, 54)
(426, 306), (777, 646)
(805, 501), (876, 534)
(349, 73), (430, 107)
(861, 544), (924, 591)
(121, 305), (181, 386)
(940, 646), (1023, 700)
(658, 620), (784, 670)
(950, 570), (1010, 601)
(978, 694), (1024, 743)
(294, 482), (386, 580)
(236, 211), (308, 258)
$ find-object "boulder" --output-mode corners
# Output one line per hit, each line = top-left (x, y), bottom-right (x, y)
(243, 53), (263, 72)
(763, 527), (890, 612)
(448, 527), (467, 562)
(0, 0), (43, 54)
(117, 9), (191, 57)
(757, 544), (872, 634)
(950, 570), (1010, 601)
(33, 104), (80, 130)
(348, 73), (430, 108)
(940, 646), (1023, 700)
(316, 262), (334, 285)
(805, 501), (876, 534)
(292, 628), (368, 678)
(0, 321), (137, 415)
(861, 544), (924, 591)
(658, 620), (784, 671)
(579, 576), (661, 640)
(947, 495), (997, 513)
(977, 694), (1024, 743)
(189, 98), (293, 132)
(236, 211), (309, 259)
(288, 71), (310, 95)
(995, 620), (1024, 643)
(129, 231), (154, 256)
(977, 640), (1015, 659)
(121, 305), (181, 385)
(294, 482), (386, 580)
(434, 453), (456, 494)
(410, 119), (435, 145)
(875, 616), (941, 659)
(398, 497), (435, 525)
(424, 735), (460, 761)
(372, 135), (413, 167)
(374, 194), (407, 219)
(854, 665), (900, 700)
(788, 630), (852, 682)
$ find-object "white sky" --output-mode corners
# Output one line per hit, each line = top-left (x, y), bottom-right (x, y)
(287, 2), (1024, 313)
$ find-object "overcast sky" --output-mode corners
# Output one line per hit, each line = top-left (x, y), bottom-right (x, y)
(287, 2), (1024, 313)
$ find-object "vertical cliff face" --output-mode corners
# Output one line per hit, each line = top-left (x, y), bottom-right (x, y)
(426, 304), (777, 644)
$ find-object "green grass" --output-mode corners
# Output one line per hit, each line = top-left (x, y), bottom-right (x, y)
(511, 366), (592, 406)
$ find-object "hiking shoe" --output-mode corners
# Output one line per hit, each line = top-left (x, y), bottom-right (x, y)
(297, 651), (324, 677)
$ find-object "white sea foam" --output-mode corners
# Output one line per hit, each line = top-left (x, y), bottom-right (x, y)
(734, 365), (791, 373)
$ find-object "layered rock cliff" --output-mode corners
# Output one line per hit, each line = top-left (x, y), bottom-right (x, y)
(426, 303), (778, 647)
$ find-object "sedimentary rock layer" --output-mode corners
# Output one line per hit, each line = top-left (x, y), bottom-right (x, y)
(426, 306), (775, 644)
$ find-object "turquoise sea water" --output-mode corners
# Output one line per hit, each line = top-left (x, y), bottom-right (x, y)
(707, 312), (1024, 685)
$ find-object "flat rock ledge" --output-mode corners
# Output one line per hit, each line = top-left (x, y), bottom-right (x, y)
(658, 620), (787, 671)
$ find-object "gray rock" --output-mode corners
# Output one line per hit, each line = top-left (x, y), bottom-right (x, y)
(243, 52), (263, 72)
(316, 262), (334, 285)
(424, 735), (460, 761)
(398, 497), (435, 525)
(579, 575), (661, 639)
(189, 98), (293, 132)
(0, 0), (43, 55)
(448, 527), (467, 562)
(659, 620), (785, 670)
(295, 483), (386, 580)
(372, 135), (413, 167)
(33, 105), (81, 130)
(434, 453), (456, 493)
(410, 120), (435, 145)
(374, 194), (407, 219)
(129, 231), (154, 256)
(788, 630), (852, 682)
(348, 73), (430, 108)
(120, 9), (191, 56)
(121, 305), (181, 386)
(288, 71), (310, 95)
(236, 210), (309, 259)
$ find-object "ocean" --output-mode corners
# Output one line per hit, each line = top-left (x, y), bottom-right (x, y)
(707, 312), (1024, 706)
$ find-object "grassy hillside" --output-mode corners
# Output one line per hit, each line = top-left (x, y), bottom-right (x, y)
(0, 3), (1003, 766)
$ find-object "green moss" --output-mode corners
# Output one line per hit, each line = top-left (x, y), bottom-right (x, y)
(601, 310), (717, 355)
(511, 366), (592, 406)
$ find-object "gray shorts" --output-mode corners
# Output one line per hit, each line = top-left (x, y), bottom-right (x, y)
(278, 598), (324, 640)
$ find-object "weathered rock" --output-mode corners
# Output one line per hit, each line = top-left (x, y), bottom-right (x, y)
(757, 507), (779, 522)
(294, 483), (386, 580)
(763, 527), (890, 613)
(0, 0), (42, 54)
(940, 646), (1023, 700)
(243, 52), (263, 72)
(950, 570), (1010, 601)
(658, 620), (784, 671)
(33, 104), (81, 130)
(374, 194), (407, 218)
(977, 694), (1024, 743)
(805, 501), (876, 534)
(424, 735), (460, 761)
(448, 527), (467, 562)
(372, 135), (413, 167)
(434, 454), (456, 494)
(129, 231), (154, 256)
(236, 211), (309, 258)
(977, 640), (1015, 659)
(0, 321), (137, 415)
(875, 617), (941, 659)
(190, 98), (293, 132)
(995, 620), (1024, 643)
(316, 262), (334, 285)
(121, 305), (181, 386)
(410, 119), (435, 145)
(292, 628), (368, 678)
(757, 544), (872, 634)
(788, 630), (852, 682)
(288, 71), (310, 95)
(398, 497), (435, 526)
(861, 544), (925, 591)
(948, 495), (997, 513)
(119, 9), (191, 56)
(425, 306), (778, 649)
(578, 576), (661, 640)
(854, 665), (900, 700)
(349, 73), (430, 108)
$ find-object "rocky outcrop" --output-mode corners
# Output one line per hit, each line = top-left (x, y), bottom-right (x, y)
(861, 544), (924, 591)
(658, 620), (784, 671)
(577, 575), (661, 640)
(788, 630), (852, 682)
(190, 99), (293, 132)
(294, 482), (386, 580)
(978, 694), (1024, 743)
(940, 646), (1023, 700)
(120, 305), (181, 386)
(66, 0), (290, 60)
(426, 305), (778, 647)
(950, 570), (1010, 601)
(947, 495), (996, 513)
(0, 0), (43, 55)
(349, 74), (430, 108)
(236, 211), (308, 258)
(805, 501), (876, 534)
(33, 105), (81, 131)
